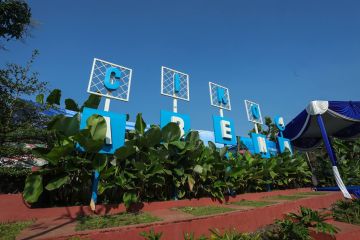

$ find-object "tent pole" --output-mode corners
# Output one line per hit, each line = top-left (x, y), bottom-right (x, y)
(316, 114), (352, 199)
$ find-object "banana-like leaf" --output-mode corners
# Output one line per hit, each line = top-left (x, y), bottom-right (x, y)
(93, 154), (108, 172)
(86, 114), (107, 141)
(65, 98), (79, 111)
(187, 175), (195, 191)
(48, 113), (80, 137)
(161, 122), (181, 143)
(135, 113), (146, 135)
(45, 175), (70, 191)
(46, 89), (61, 105)
(23, 174), (43, 203)
(81, 94), (101, 110)
(45, 144), (74, 165)
(115, 140), (136, 160)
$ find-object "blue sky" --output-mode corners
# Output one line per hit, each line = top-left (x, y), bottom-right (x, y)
(2, 0), (360, 135)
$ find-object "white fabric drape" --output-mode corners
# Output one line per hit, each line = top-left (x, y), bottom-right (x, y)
(332, 166), (352, 199)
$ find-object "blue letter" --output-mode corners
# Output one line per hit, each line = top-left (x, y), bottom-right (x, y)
(174, 73), (181, 93)
(251, 104), (260, 120)
(217, 87), (227, 104)
(104, 67), (121, 91)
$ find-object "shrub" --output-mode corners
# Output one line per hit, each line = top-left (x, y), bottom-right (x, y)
(332, 199), (360, 225)
(0, 167), (31, 193)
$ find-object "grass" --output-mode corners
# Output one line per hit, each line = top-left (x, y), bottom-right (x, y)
(76, 212), (161, 231)
(0, 220), (33, 240)
(175, 206), (236, 216)
(294, 191), (328, 196)
(231, 199), (277, 208)
(264, 195), (307, 201)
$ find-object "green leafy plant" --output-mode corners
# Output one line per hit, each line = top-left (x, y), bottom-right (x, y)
(140, 229), (163, 240)
(23, 105), (107, 204)
(332, 199), (360, 225)
(287, 206), (338, 235)
(209, 228), (261, 240)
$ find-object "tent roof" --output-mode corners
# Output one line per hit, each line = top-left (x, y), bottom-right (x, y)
(283, 101), (360, 150)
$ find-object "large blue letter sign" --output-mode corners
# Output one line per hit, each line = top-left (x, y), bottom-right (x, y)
(160, 110), (190, 137)
(277, 136), (292, 155)
(212, 115), (236, 145)
(251, 133), (270, 158)
(80, 107), (126, 154)
(104, 67), (121, 91)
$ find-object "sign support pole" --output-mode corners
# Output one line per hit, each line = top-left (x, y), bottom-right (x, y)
(173, 98), (178, 113)
(90, 96), (111, 212)
(254, 123), (259, 134)
(219, 108), (224, 117)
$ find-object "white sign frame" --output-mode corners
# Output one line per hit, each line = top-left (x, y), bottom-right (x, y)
(161, 66), (190, 102)
(87, 58), (133, 102)
(244, 99), (263, 124)
(209, 82), (232, 111)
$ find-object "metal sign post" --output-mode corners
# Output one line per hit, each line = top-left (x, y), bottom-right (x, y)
(209, 82), (236, 146)
(86, 58), (133, 211)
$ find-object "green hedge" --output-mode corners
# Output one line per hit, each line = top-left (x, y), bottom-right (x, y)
(0, 167), (31, 194)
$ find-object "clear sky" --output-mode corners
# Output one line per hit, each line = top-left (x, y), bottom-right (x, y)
(2, 0), (360, 135)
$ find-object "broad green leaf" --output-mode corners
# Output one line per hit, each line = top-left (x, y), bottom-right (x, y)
(208, 141), (217, 151)
(64, 98), (79, 111)
(170, 141), (186, 150)
(123, 192), (138, 209)
(45, 175), (70, 190)
(86, 114), (107, 141)
(75, 128), (104, 153)
(23, 174), (43, 203)
(45, 144), (74, 165)
(36, 94), (44, 104)
(46, 89), (61, 105)
(144, 126), (161, 147)
(270, 171), (277, 179)
(115, 141), (136, 160)
(187, 175), (195, 191)
(48, 113), (80, 137)
(135, 113), (146, 135)
(161, 122), (181, 143)
(193, 165), (203, 174)
(93, 154), (108, 172)
(219, 146), (228, 158)
(185, 131), (200, 144)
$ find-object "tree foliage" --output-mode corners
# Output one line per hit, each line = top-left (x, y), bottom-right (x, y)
(0, 50), (48, 158)
(0, 0), (31, 48)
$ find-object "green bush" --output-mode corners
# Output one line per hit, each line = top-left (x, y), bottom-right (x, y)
(261, 206), (338, 240)
(332, 199), (360, 225)
(23, 111), (312, 208)
(0, 167), (31, 193)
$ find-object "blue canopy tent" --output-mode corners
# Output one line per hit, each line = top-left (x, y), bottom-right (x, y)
(283, 100), (360, 199)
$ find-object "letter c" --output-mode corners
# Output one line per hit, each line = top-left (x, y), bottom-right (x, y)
(104, 67), (121, 91)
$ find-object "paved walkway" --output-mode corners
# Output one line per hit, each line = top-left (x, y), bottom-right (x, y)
(10, 189), (347, 240)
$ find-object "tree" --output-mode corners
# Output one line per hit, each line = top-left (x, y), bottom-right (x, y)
(0, 50), (48, 159)
(0, 0), (31, 48)
(248, 116), (278, 141)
